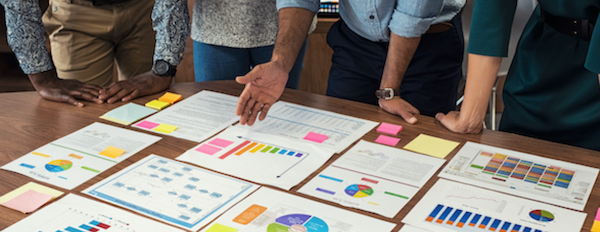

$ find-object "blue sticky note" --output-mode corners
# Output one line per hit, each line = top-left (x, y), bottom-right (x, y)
(100, 103), (158, 125)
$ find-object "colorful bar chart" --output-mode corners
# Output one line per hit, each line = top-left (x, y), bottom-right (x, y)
(60, 220), (110, 232)
(198, 137), (305, 160)
(425, 204), (544, 232)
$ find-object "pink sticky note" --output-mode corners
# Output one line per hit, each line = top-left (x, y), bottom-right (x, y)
(377, 122), (403, 135)
(595, 207), (600, 221)
(1, 189), (54, 213)
(209, 138), (234, 148)
(137, 120), (160, 129)
(375, 134), (401, 146)
(303, 132), (328, 143)
(195, 144), (222, 155)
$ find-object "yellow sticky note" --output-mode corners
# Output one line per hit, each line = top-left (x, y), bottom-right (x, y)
(206, 223), (238, 232)
(0, 182), (63, 204)
(99, 146), (126, 159)
(145, 100), (170, 110)
(403, 134), (460, 159)
(158, 92), (182, 104)
(153, 124), (178, 134)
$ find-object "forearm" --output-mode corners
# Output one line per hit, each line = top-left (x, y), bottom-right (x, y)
(271, 7), (314, 73)
(27, 70), (58, 90)
(380, 32), (421, 89)
(460, 53), (503, 126)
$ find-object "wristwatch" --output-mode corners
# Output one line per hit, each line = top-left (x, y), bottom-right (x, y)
(152, 60), (177, 77)
(375, 88), (400, 100)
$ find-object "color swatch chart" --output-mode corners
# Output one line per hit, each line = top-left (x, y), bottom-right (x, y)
(178, 126), (335, 190)
(439, 142), (599, 211)
(402, 179), (586, 232)
(84, 155), (258, 231)
(2, 194), (184, 232)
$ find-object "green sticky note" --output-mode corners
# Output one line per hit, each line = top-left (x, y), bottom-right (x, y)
(100, 103), (158, 125)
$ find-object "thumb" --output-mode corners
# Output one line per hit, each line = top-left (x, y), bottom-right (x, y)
(398, 109), (418, 124)
(235, 69), (260, 84)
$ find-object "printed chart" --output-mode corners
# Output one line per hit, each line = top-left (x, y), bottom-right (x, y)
(1, 122), (161, 189)
(83, 155), (259, 231)
(402, 179), (586, 232)
(200, 187), (396, 232)
(133, 90), (240, 142)
(439, 142), (599, 210)
(299, 140), (445, 218)
(237, 101), (378, 152)
(2, 194), (183, 232)
(177, 126), (335, 190)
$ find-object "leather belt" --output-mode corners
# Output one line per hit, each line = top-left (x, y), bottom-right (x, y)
(541, 8), (595, 41)
(426, 22), (453, 34)
(86, 0), (129, 6)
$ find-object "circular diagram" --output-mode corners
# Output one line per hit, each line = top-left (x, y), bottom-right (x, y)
(529, 209), (554, 222)
(344, 184), (374, 198)
(267, 214), (328, 232)
(45, 160), (73, 172)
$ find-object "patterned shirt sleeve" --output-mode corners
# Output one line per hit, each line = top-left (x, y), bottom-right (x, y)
(152, 0), (191, 66)
(1, 0), (53, 74)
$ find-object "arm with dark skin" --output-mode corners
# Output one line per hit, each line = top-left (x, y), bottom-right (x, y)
(97, 72), (173, 104)
(28, 70), (102, 107)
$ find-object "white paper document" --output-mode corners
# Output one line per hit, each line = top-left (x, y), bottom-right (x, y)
(399, 224), (434, 232)
(237, 101), (379, 153)
(402, 179), (586, 232)
(3, 193), (184, 232)
(177, 126), (335, 190)
(1, 122), (161, 190)
(438, 142), (599, 211)
(83, 154), (259, 232)
(299, 140), (446, 218)
(133, 90), (240, 142)
(200, 187), (397, 232)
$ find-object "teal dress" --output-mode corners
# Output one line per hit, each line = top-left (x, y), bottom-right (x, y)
(469, 1), (600, 151)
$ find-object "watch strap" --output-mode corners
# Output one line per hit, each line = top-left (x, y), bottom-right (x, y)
(375, 88), (400, 100)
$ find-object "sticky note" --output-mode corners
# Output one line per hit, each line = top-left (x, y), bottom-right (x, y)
(233, 204), (268, 225)
(0, 182), (63, 205)
(1, 189), (54, 213)
(196, 144), (222, 155)
(403, 134), (460, 159)
(145, 100), (170, 110)
(158, 92), (182, 104)
(136, 120), (160, 129)
(206, 223), (238, 232)
(374, 134), (401, 146)
(100, 103), (158, 125)
(377, 122), (403, 135)
(209, 138), (234, 148)
(592, 207), (600, 232)
(99, 146), (126, 159)
(153, 124), (178, 134)
(303, 132), (328, 143)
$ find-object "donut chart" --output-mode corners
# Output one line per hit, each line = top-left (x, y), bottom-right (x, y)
(529, 210), (554, 222)
(267, 214), (328, 232)
(45, 160), (73, 172)
(344, 184), (373, 198)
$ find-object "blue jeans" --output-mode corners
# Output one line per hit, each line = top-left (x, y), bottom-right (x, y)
(193, 41), (307, 89)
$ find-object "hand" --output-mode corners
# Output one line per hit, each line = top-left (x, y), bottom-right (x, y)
(235, 61), (288, 126)
(378, 98), (419, 124)
(28, 71), (102, 107)
(435, 111), (483, 133)
(98, 71), (173, 103)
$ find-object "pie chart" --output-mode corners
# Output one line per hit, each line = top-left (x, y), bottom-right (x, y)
(344, 184), (374, 198)
(45, 160), (73, 172)
(529, 209), (554, 222)
(267, 214), (328, 232)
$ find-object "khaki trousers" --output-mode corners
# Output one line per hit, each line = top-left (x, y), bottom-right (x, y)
(43, 0), (155, 87)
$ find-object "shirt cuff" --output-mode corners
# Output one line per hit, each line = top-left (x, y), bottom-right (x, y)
(15, 50), (54, 75)
(276, 0), (319, 12)
(389, 10), (436, 38)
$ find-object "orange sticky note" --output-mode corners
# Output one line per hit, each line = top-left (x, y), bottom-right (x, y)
(145, 100), (170, 110)
(99, 146), (126, 158)
(233, 204), (268, 225)
(1, 189), (54, 213)
(158, 92), (182, 104)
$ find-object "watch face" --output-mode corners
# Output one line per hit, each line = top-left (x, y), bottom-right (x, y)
(154, 60), (169, 75)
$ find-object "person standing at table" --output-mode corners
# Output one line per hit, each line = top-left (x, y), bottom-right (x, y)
(436, 1), (600, 151)
(192, 0), (312, 89)
(0, 0), (184, 107)
(234, 0), (466, 126)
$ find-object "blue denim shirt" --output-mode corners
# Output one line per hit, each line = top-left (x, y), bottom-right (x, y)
(277, 0), (465, 42)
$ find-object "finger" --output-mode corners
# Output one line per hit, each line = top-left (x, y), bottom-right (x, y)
(258, 103), (272, 121)
(120, 89), (140, 102)
(77, 91), (103, 104)
(246, 101), (263, 126)
(241, 99), (257, 126)
(236, 91), (251, 116)
(98, 83), (125, 101)
(235, 68), (259, 85)
(106, 88), (133, 104)
(59, 92), (84, 107)
(397, 108), (418, 124)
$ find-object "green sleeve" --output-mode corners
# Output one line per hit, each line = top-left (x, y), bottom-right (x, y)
(584, 13), (600, 73)
(467, 0), (518, 57)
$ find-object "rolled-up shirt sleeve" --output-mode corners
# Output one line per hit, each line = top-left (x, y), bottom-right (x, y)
(388, 0), (444, 38)
(152, 0), (191, 66)
(2, 0), (53, 74)
(276, 0), (319, 12)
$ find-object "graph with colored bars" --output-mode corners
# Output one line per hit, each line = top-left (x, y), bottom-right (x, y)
(425, 204), (547, 232)
(199, 137), (306, 160)
(468, 151), (574, 190)
(60, 220), (110, 232)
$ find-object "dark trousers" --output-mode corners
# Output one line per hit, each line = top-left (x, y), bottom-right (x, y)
(325, 16), (464, 116)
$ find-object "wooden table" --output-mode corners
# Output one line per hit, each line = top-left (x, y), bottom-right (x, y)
(1, 80), (599, 231)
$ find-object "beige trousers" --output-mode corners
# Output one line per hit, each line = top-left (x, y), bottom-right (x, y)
(43, 0), (155, 87)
